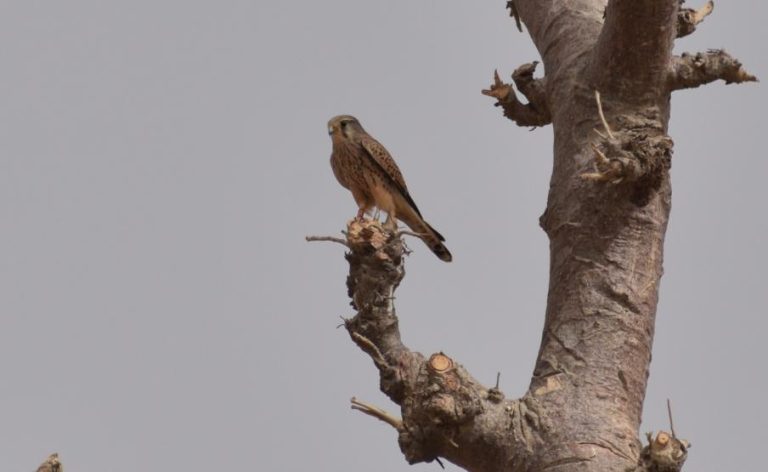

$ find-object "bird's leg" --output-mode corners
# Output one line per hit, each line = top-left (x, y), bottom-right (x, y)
(373, 208), (381, 221)
(351, 189), (373, 222)
(383, 213), (398, 231)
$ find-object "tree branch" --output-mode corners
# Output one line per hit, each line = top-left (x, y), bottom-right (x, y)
(676, 0), (714, 38)
(482, 64), (551, 128)
(668, 50), (758, 91)
(320, 215), (693, 471)
(511, 0), (599, 70)
(350, 397), (403, 430)
(305, 234), (349, 246)
(591, 0), (679, 102)
(339, 219), (538, 471)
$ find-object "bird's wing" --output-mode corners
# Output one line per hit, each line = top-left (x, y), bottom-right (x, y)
(360, 135), (422, 217)
(330, 152), (350, 189)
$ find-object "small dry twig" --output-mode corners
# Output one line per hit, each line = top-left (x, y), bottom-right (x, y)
(667, 398), (677, 439)
(594, 90), (614, 139)
(350, 331), (389, 369)
(350, 397), (402, 430)
(305, 235), (349, 246)
(580, 91), (627, 183)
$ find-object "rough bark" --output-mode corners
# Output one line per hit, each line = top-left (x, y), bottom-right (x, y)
(35, 453), (62, 472)
(312, 1), (755, 471)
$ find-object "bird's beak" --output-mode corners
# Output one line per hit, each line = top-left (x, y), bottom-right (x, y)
(328, 127), (334, 136)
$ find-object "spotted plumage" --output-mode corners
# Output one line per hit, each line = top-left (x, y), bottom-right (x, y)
(328, 115), (452, 262)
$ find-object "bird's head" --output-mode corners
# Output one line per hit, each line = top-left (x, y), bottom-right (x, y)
(328, 115), (364, 141)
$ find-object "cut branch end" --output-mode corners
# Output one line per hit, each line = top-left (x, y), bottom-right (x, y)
(637, 431), (690, 472)
(428, 352), (454, 373)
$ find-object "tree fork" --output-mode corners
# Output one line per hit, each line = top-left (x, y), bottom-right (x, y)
(310, 1), (756, 471)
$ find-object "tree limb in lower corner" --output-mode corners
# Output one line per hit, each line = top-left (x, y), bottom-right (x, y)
(335, 219), (540, 470)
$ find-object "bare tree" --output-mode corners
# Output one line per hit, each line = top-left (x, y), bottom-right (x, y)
(309, 1), (755, 471)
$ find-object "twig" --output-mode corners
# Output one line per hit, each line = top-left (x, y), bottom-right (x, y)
(305, 235), (349, 246)
(350, 397), (402, 430)
(667, 398), (677, 439)
(581, 142), (623, 183)
(591, 143), (610, 165)
(350, 331), (389, 369)
(594, 90), (615, 139)
(669, 50), (758, 90)
(495, 372), (501, 389)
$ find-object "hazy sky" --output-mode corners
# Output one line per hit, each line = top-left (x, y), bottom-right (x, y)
(0, 2), (765, 471)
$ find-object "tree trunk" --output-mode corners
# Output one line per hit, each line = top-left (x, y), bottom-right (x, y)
(311, 1), (755, 471)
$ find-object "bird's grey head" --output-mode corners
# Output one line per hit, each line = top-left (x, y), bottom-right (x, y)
(328, 115), (364, 140)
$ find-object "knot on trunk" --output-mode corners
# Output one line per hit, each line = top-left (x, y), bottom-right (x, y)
(581, 93), (673, 206)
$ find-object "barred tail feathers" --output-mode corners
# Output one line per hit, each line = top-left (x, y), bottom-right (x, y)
(396, 203), (452, 262)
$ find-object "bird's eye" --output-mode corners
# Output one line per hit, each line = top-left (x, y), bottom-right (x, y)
(341, 120), (349, 128)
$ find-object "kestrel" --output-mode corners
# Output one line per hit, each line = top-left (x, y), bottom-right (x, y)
(328, 115), (452, 262)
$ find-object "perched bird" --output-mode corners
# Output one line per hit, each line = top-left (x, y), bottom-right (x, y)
(328, 115), (452, 262)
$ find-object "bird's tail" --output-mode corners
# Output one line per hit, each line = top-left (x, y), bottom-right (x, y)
(422, 221), (452, 262)
(399, 210), (452, 262)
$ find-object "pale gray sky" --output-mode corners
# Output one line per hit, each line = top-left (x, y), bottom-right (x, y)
(0, 2), (764, 471)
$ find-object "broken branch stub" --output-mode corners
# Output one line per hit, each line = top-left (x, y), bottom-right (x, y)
(676, 0), (714, 38)
(482, 65), (551, 128)
(634, 431), (689, 472)
(581, 91), (673, 202)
